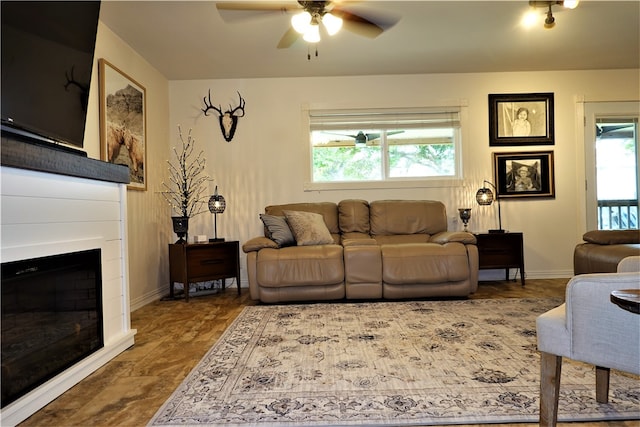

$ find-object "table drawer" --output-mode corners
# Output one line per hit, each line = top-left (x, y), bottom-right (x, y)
(478, 250), (521, 268)
(187, 246), (237, 278)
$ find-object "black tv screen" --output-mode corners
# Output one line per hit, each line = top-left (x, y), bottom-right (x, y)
(1, 1), (101, 149)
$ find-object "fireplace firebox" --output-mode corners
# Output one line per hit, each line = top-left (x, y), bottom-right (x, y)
(1, 249), (104, 408)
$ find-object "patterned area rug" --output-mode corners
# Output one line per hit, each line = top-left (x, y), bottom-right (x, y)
(149, 298), (640, 426)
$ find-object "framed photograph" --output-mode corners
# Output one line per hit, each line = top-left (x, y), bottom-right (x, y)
(99, 58), (147, 190)
(493, 151), (555, 199)
(488, 93), (554, 146)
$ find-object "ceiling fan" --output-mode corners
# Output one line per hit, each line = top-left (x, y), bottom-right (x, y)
(216, 1), (399, 49)
(326, 131), (404, 147)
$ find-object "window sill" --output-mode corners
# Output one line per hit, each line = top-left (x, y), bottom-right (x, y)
(303, 178), (463, 192)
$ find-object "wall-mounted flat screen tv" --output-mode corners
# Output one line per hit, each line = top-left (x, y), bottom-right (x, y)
(1, 1), (101, 149)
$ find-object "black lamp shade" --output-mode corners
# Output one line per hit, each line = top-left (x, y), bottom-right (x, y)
(208, 195), (226, 214)
(476, 188), (494, 206)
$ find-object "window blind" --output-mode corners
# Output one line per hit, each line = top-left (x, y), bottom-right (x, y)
(309, 107), (461, 131)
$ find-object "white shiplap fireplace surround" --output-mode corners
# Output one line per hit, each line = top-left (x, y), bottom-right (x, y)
(0, 137), (137, 426)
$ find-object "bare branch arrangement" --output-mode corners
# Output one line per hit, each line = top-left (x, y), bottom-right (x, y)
(162, 126), (212, 218)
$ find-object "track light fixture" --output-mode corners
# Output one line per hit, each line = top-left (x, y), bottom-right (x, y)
(544, 4), (555, 28)
(527, 0), (579, 29)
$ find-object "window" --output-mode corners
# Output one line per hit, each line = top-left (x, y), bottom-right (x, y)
(306, 107), (462, 189)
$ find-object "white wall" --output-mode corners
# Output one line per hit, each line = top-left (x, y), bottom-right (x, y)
(86, 22), (172, 309)
(170, 69), (639, 282)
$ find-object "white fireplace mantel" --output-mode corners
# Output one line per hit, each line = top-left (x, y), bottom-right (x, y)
(0, 138), (136, 426)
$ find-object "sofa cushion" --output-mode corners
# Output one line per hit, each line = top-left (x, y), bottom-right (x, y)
(370, 200), (447, 236)
(374, 234), (431, 245)
(574, 242), (640, 274)
(259, 214), (295, 247)
(256, 245), (344, 287)
(284, 210), (334, 246)
(265, 202), (339, 233)
(339, 199), (370, 234)
(381, 242), (470, 284)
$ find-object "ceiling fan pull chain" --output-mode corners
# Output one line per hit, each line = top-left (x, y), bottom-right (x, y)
(307, 45), (319, 61)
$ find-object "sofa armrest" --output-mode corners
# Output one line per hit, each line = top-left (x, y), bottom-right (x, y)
(430, 231), (477, 245)
(583, 230), (640, 245)
(564, 271), (640, 374)
(242, 236), (278, 253)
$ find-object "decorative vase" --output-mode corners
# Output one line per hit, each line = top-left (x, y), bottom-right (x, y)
(458, 208), (472, 232)
(171, 216), (189, 244)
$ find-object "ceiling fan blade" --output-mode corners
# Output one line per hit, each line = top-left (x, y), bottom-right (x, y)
(216, 2), (295, 12)
(277, 27), (300, 49)
(216, 1), (299, 22)
(332, 6), (399, 38)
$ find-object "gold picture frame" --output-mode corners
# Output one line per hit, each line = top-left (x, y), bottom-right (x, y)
(98, 58), (147, 190)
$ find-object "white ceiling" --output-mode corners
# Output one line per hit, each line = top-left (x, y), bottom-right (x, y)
(99, 1), (640, 80)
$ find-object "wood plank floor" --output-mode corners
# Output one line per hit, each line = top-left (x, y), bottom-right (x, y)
(19, 278), (637, 426)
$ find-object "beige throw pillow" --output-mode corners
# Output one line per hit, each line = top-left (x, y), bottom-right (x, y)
(283, 210), (334, 246)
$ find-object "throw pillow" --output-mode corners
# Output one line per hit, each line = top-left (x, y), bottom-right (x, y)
(283, 210), (334, 246)
(259, 214), (295, 247)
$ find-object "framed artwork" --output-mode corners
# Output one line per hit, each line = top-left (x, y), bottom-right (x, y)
(493, 151), (555, 199)
(99, 58), (147, 190)
(488, 93), (554, 146)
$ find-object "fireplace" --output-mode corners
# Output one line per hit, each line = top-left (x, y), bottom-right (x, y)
(1, 249), (104, 408)
(1, 138), (135, 426)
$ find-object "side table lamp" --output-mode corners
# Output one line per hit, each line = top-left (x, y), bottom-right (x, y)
(208, 186), (226, 242)
(476, 180), (505, 233)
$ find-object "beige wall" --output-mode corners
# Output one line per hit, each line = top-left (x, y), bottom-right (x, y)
(88, 20), (639, 305)
(85, 22), (171, 309)
(169, 70), (639, 285)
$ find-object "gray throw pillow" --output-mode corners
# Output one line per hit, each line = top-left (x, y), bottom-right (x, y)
(259, 214), (295, 247)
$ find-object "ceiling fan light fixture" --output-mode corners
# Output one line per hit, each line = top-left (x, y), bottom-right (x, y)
(522, 8), (539, 28)
(291, 11), (311, 34)
(322, 12), (343, 36)
(528, 0), (577, 29)
(303, 22), (321, 43)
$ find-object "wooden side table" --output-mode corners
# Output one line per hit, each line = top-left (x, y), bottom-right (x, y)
(168, 241), (240, 301)
(475, 232), (525, 286)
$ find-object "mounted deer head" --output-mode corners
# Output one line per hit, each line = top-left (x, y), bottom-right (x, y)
(64, 66), (90, 111)
(201, 90), (246, 142)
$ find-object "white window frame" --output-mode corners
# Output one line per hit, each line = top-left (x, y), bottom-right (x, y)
(302, 102), (468, 191)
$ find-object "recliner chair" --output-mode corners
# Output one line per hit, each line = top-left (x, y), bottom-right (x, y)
(536, 256), (640, 426)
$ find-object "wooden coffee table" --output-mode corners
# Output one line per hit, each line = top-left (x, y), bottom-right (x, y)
(610, 289), (640, 314)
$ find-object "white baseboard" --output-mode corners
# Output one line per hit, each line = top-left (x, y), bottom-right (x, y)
(130, 279), (250, 312)
(130, 287), (166, 311)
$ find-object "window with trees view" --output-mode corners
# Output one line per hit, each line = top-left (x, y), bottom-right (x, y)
(307, 107), (462, 186)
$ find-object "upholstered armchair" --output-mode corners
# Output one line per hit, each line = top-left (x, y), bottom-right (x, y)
(536, 256), (640, 426)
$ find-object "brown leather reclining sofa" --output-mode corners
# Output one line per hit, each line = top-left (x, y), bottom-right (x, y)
(242, 199), (479, 303)
(573, 229), (640, 274)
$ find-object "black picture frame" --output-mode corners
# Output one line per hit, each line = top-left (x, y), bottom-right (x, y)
(493, 151), (555, 199)
(488, 93), (554, 146)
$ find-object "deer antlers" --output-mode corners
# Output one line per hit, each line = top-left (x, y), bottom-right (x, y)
(64, 66), (90, 111)
(201, 89), (246, 142)
(202, 90), (245, 118)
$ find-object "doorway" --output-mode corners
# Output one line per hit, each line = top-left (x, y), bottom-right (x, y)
(584, 102), (639, 230)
